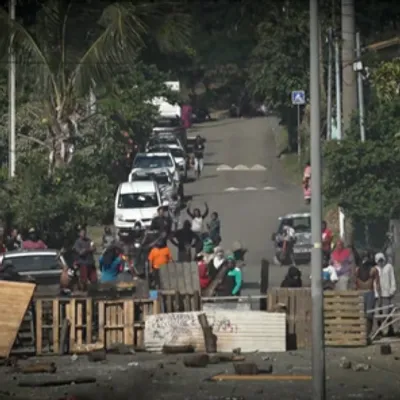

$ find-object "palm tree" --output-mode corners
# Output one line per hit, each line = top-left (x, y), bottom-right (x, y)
(0, 0), (190, 174)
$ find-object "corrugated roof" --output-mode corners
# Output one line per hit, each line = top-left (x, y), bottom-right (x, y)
(144, 311), (286, 353)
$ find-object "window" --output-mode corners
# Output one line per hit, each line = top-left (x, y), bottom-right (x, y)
(118, 193), (159, 209)
(155, 118), (181, 128)
(133, 156), (173, 169)
(279, 217), (311, 233)
(153, 175), (170, 185)
(148, 137), (177, 147)
(5, 254), (62, 272)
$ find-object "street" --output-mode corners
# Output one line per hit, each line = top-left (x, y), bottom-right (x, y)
(184, 117), (311, 292)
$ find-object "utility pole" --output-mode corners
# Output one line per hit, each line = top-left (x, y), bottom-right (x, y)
(333, 29), (345, 240)
(355, 32), (366, 142)
(334, 34), (342, 140)
(8, 0), (16, 178)
(326, 28), (333, 140)
(310, 0), (326, 399)
(341, 0), (357, 133)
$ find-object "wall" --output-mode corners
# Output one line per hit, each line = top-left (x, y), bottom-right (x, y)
(144, 311), (286, 353)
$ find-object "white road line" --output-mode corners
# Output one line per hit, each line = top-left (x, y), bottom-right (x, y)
(216, 164), (232, 171)
(244, 187), (258, 191)
(250, 164), (267, 171)
(233, 164), (250, 170)
(263, 186), (277, 190)
(224, 187), (240, 191)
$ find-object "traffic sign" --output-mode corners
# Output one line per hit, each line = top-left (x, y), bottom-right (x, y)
(291, 90), (306, 105)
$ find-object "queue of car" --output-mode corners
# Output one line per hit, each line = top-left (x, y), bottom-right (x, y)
(114, 117), (193, 233)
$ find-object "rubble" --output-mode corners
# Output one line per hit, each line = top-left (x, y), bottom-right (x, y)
(339, 357), (352, 369)
(380, 344), (391, 355)
(183, 353), (209, 367)
(352, 363), (370, 372)
(87, 349), (107, 362)
(18, 362), (57, 374)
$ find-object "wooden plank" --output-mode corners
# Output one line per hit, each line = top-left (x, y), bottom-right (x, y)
(76, 302), (83, 346)
(69, 299), (76, 350)
(86, 299), (92, 344)
(35, 299), (43, 355)
(123, 300), (134, 345)
(211, 374), (312, 382)
(97, 301), (105, 345)
(0, 281), (36, 358)
(325, 319), (366, 326)
(118, 302), (124, 343)
(52, 299), (60, 354)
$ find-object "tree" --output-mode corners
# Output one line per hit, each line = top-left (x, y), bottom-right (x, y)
(0, 0), (190, 174)
(370, 59), (400, 103)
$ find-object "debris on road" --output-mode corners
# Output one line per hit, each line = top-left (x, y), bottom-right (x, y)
(87, 349), (107, 362)
(339, 357), (352, 369)
(352, 363), (370, 372)
(18, 376), (96, 387)
(162, 344), (195, 354)
(183, 353), (209, 367)
(18, 362), (57, 374)
(380, 344), (391, 355)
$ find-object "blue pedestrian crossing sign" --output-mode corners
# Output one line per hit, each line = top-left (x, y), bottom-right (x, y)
(291, 90), (306, 105)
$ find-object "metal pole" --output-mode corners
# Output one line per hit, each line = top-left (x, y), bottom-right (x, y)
(326, 28), (333, 140)
(297, 105), (301, 160)
(310, 0), (326, 399)
(356, 32), (366, 142)
(334, 36), (342, 140)
(8, 0), (16, 178)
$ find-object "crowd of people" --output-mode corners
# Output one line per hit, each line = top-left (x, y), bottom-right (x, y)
(93, 199), (245, 296)
(0, 227), (47, 253)
(281, 220), (397, 338)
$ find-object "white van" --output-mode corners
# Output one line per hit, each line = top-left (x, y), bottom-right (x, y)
(114, 181), (161, 229)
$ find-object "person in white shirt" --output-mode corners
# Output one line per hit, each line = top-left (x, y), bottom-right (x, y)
(281, 220), (296, 265)
(375, 252), (397, 336)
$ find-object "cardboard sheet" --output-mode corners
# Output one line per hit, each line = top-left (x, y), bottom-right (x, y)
(0, 281), (36, 358)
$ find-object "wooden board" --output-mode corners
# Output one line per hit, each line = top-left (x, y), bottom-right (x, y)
(0, 281), (36, 358)
(158, 262), (200, 293)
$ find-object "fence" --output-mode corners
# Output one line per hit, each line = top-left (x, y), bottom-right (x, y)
(15, 290), (201, 356)
(267, 288), (367, 348)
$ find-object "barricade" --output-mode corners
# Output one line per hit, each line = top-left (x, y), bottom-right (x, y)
(34, 297), (160, 355)
(267, 288), (367, 348)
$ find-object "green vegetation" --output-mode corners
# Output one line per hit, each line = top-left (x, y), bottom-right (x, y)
(0, 0), (399, 249)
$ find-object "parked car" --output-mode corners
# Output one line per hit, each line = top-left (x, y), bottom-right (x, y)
(129, 168), (179, 203)
(146, 143), (187, 181)
(271, 212), (312, 265)
(114, 180), (162, 229)
(152, 116), (187, 149)
(0, 249), (66, 292)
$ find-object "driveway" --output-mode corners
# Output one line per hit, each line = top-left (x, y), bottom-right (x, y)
(183, 117), (311, 293)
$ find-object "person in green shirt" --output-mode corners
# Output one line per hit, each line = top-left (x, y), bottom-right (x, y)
(226, 255), (242, 296)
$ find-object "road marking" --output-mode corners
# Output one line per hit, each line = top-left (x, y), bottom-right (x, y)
(263, 186), (277, 190)
(216, 164), (232, 171)
(224, 187), (240, 191)
(233, 164), (249, 171)
(244, 187), (257, 191)
(250, 164), (267, 171)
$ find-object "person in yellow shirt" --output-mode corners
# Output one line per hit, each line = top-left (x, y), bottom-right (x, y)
(148, 239), (172, 289)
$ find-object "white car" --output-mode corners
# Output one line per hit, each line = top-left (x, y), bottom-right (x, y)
(114, 180), (162, 229)
(146, 143), (187, 181)
(128, 168), (179, 201)
(131, 152), (180, 183)
(167, 145), (187, 180)
(145, 135), (184, 152)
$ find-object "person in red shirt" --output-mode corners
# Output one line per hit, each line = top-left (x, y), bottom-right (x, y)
(322, 220), (333, 258)
(196, 253), (210, 290)
(22, 228), (47, 250)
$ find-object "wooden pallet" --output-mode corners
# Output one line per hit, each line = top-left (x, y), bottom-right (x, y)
(324, 291), (366, 347)
(159, 290), (201, 313)
(34, 297), (160, 354)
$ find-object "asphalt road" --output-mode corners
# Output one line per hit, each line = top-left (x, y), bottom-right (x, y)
(183, 117), (311, 293)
